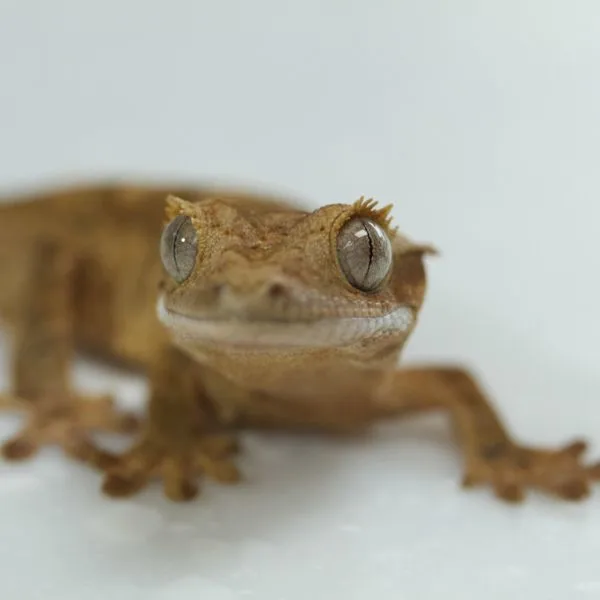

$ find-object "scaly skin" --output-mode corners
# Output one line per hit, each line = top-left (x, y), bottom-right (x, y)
(0, 182), (598, 503)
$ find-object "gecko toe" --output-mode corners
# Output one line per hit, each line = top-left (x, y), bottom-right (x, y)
(102, 472), (149, 498)
(556, 478), (590, 501)
(561, 439), (588, 458)
(587, 461), (600, 480)
(2, 436), (39, 461)
(64, 438), (118, 470)
(494, 480), (525, 503)
(162, 458), (200, 501)
(198, 455), (242, 483)
(164, 476), (199, 502)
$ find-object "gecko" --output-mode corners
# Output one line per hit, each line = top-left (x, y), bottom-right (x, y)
(0, 182), (597, 503)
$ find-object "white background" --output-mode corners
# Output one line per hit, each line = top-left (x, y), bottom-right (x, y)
(0, 2), (599, 599)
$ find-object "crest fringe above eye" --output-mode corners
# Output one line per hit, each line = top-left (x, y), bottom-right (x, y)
(165, 195), (196, 222)
(352, 196), (396, 233)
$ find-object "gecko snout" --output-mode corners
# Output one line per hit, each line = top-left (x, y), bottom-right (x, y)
(211, 273), (303, 319)
(210, 280), (290, 300)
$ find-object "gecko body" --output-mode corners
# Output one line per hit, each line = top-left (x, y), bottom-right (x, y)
(0, 182), (597, 502)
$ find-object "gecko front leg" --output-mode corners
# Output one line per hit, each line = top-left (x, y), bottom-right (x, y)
(0, 242), (137, 465)
(101, 347), (240, 501)
(375, 367), (600, 502)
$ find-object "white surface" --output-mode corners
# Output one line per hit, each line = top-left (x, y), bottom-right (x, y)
(1, 1), (600, 599)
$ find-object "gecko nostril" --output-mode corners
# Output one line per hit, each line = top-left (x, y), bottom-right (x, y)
(212, 283), (227, 297)
(266, 282), (289, 300)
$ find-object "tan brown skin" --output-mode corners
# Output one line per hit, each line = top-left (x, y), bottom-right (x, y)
(0, 183), (598, 503)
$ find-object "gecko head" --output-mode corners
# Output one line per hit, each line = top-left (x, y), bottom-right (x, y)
(156, 193), (436, 362)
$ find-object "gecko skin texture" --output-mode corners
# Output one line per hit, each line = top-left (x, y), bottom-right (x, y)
(0, 182), (597, 503)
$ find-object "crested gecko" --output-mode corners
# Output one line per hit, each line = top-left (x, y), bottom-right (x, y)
(0, 182), (597, 503)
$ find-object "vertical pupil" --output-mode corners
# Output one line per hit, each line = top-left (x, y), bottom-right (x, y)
(363, 221), (374, 279)
(336, 217), (392, 291)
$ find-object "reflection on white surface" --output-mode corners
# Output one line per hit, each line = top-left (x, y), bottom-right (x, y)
(1, 1), (600, 599)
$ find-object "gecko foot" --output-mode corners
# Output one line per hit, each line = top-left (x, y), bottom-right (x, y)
(0, 393), (139, 467)
(463, 439), (600, 502)
(101, 433), (241, 501)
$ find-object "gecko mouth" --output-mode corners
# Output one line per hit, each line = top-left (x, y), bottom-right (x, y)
(157, 296), (415, 348)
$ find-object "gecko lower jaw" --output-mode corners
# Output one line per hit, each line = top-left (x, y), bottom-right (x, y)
(156, 296), (415, 348)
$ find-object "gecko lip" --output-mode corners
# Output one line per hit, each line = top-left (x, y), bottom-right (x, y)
(157, 296), (415, 348)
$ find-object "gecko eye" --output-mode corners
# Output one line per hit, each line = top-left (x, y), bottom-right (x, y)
(160, 215), (198, 283)
(336, 218), (392, 291)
